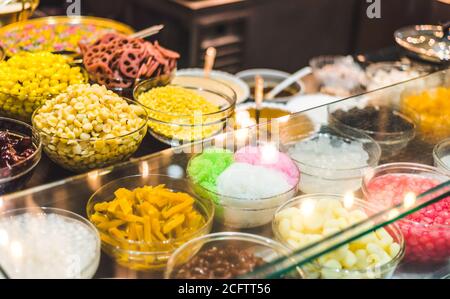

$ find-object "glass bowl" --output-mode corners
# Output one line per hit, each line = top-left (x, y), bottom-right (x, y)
(309, 55), (367, 96)
(0, 117), (41, 195)
(283, 124), (381, 194)
(365, 61), (432, 91)
(0, 207), (101, 279)
(187, 144), (300, 229)
(400, 87), (450, 144)
(165, 232), (300, 279)
(235, 68), (304, 103)
(0, 45), (4, 61)
(32, 97), (147, 173)
(134, 80), (236, 146)
(0, 92), (54, 123)
(174, 69), (243, 104)
(328, 102), (417, 159)
(433, 137), (450, 173)
(362, 163), (450, 263)
(273, 194), (405, 279)
(172, 73), (237, 106)
(0, 63), (88, 123)
(86, 174), (214, 271)
(189, 178), (298, 229)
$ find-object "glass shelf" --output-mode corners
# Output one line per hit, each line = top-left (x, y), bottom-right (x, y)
(0, 69), (449, 278)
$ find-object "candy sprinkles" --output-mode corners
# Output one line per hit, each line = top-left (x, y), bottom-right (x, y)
(0, 210), (100, 278)
(288, 134), (371, 194)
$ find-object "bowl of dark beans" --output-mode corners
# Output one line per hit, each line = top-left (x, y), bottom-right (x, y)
(165, 232), (301, 279)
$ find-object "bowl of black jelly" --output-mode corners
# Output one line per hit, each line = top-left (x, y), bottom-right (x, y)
(0, 117), (41, 195)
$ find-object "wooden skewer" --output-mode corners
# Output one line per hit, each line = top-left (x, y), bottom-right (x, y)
(204, 47), (217, 77)
(254, 75), (264, 124)
(130, 24), (164, 39)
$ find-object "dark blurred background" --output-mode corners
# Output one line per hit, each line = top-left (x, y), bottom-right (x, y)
(40, 0), (450, 72)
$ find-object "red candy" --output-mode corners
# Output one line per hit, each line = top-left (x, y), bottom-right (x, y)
(366, 174), (450, 263)
(80, 33), (179, 89)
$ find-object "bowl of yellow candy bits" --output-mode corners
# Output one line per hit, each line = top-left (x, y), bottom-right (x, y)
(87, 174), (214, 271)
(0, 51), (87, 122)
(134, 79), (236, 146)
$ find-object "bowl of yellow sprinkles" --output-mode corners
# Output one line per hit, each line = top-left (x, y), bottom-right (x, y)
(87, 174), (214, 271)
(134, 80), (236, 146)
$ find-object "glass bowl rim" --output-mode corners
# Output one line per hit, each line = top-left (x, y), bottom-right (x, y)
(286, 129), (382, 172)
(133, 82), (236, 118)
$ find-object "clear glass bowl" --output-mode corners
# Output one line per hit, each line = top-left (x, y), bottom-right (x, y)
(0, 117), (41, 195)
(273, 194), (405, 279)
(400, 87), (450, 144)
(0, 45), (5, 61)
(235, 68), (303, 103)
(365, 61), (432, 91)
(88, 66), (175, 99)
(171, 69), (239, 104)
(0, 0), (39, 27)
(0, 207), (100, 279)
(0, 92), (54, 123)
(134, 80), (236, 146)
(362, 163), (450, 263)
(32, 97), (147, 173)
(186, 144), (300, 229)
(173, 71), (241, 104)
(165, 232), (300, 279)
(328, 102), (417, 159)
(86, 174), (214, 271)
(188, 177), (298, 229)
(283, 124), (381, 194)
(433, 137), (450, 174)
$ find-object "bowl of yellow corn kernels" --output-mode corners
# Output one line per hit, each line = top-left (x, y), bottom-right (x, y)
(32, 84), (148, 172)
(134, 79), (236, 146)
(86, 174), (214, 271)
(0, 51), (88, 122)
(273, 194), (405, 279)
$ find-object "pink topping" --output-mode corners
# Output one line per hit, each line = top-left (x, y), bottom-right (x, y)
(234, 145), (300, 186)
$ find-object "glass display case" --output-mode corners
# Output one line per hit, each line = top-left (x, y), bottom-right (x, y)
(0, 69), (449, 279)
